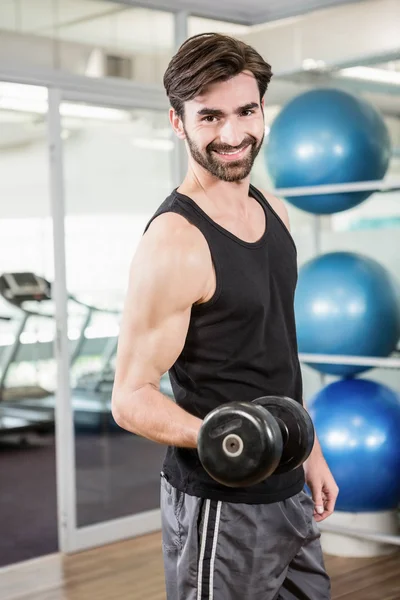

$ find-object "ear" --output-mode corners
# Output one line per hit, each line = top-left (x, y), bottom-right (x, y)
(169, 108), (186, 140)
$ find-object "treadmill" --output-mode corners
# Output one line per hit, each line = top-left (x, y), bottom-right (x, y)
(0, 271), (121, 435)
(0, 273), (55, 437)
(0, 271), (174, 437)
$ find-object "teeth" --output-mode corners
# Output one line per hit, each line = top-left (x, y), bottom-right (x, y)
(219, 147), (246, 155)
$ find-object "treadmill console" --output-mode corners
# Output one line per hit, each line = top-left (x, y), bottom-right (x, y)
(0, 272), (51, 305)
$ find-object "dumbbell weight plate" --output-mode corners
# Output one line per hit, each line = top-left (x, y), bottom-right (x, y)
(198, 401), (283, 488)
(252, 396), (314, 474)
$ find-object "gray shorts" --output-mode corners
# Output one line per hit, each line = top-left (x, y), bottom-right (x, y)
(160, 474), (331, 600)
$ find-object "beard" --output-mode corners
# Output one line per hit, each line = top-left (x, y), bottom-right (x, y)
(184, 127), (264, 183)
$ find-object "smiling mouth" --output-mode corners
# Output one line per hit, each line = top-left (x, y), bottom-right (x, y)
(213, 145), (250, 160)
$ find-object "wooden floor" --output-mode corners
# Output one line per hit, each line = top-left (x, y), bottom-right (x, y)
(22, 532), (399, 600)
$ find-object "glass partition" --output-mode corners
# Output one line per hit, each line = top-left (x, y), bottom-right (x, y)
(0, 83), (57, 567)
(61, 101), (174, 528)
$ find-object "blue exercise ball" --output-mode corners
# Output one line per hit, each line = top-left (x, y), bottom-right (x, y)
(308, 378), (400, 512)
(266, 89), (391, 214)
(295, 252), (400, 376)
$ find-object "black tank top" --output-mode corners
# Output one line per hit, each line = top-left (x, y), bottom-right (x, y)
(144, 184), (305, 504)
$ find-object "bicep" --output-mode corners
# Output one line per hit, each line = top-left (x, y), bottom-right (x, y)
(115, 280), (191, 393)
(114, 221), (207, 393)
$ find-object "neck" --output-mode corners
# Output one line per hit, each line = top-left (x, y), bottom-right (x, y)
(180, 159), (252, 216)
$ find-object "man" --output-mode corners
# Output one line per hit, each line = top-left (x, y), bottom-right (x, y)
(112, 33), (338, 599)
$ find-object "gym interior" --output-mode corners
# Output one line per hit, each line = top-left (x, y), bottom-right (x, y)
(0, 0), (399, 598)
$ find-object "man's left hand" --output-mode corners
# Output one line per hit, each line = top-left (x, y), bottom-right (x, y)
(304, 449), (339, 522)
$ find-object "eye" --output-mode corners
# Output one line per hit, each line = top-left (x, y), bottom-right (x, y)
(241, 109), (255, 117)
(202, 115), (218, 123)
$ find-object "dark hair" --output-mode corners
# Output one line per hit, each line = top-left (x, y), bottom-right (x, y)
(163, 33), (273, 117)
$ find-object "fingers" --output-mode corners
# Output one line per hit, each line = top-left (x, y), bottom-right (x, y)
(313, 497), (328, 521)
(314, 486), (339, 522)
(314, 506), (330, 522)
(308, 481), (324, 513)
(314, 505), (325, 518)
(324, 493), (337, 515)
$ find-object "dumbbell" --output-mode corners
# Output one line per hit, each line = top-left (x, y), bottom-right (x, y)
(197, 396), (315, 488)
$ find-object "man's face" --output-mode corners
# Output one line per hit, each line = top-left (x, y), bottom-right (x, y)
(180, 72), (265, 182)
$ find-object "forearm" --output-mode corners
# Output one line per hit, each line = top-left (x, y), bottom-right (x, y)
(112, 384), (203, 448)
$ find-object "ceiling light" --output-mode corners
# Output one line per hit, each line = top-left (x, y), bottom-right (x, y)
(338, 66), (400, 85)
(302, 59), (326, 71)
(60, 104), (130, 121)
(0, 82), (130, 120)
(130, 138), (174, 151)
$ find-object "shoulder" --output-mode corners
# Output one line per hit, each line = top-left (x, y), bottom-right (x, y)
(146, 210), (195, 238)
(258, 188), (291, 232)
(145, 211), (209, 257)
(137, 211), (212, 298)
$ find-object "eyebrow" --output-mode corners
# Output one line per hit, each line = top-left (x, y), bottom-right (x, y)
(196, 102), (260, 117)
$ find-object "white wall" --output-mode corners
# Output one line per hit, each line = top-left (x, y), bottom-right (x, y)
(242, 0), (400, 72)
(0, 29), (171, 84)
(0, 119), (173, 218)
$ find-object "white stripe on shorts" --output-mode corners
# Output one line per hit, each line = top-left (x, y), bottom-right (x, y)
(197, 499), (211, 600)
(209, 501), (222, 600)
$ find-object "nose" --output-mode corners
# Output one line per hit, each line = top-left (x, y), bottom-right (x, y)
(219, 118), (244, 148)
